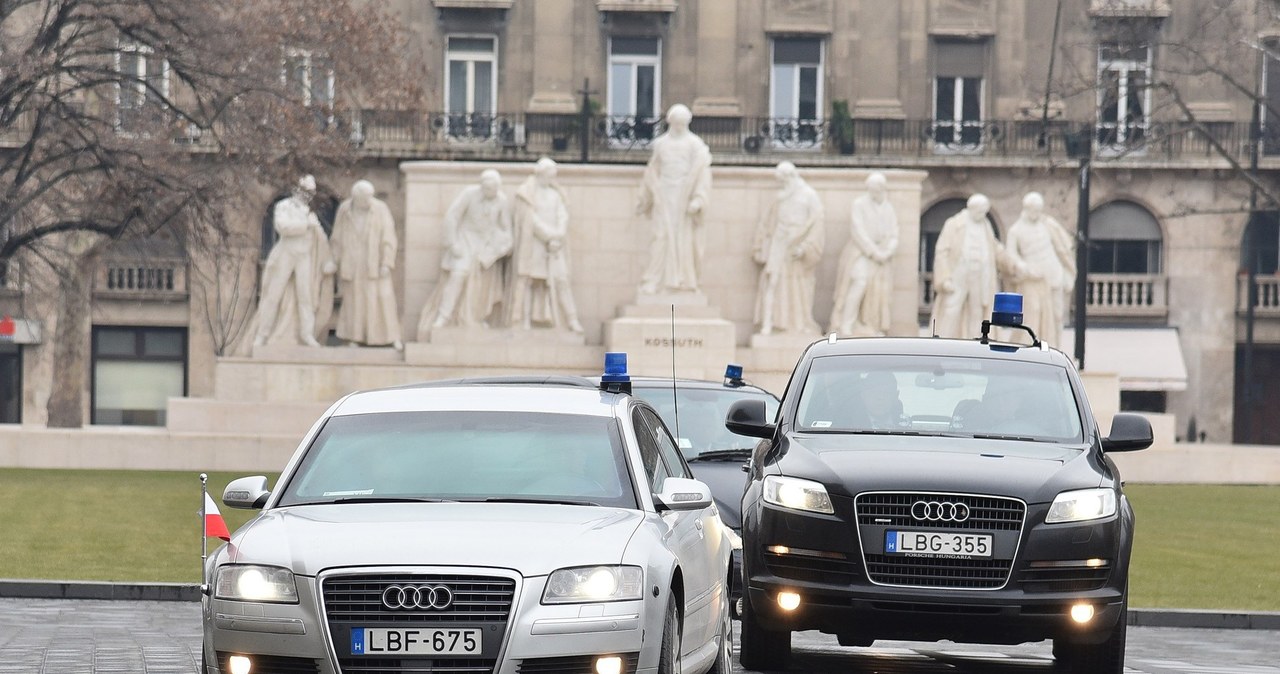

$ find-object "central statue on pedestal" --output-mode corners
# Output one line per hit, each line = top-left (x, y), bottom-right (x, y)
(635, 104), (712, 295)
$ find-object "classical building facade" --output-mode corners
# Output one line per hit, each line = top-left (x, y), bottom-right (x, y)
(4, 0), (1280, 447)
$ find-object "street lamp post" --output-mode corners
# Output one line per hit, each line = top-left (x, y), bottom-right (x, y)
(1067, 127), (1092, 369)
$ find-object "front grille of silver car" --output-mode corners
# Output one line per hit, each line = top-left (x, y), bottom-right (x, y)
(323, 574), (516, 623)
(336, 657), (497, 674)
(855, 492), (1026, 589)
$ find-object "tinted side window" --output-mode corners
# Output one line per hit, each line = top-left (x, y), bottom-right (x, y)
(641, 408), (693, 480)
(633, 408), (670, 492)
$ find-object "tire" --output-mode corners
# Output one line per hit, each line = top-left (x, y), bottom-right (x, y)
(659, 593), (682, 674)
(738, 594), (790, 671)
(707, 592), (733, 674)
(1053, 602), (1127, 674)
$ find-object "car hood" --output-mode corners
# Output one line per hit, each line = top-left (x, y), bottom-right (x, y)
(779, 434), (1108, 505)
(227, 503), (644, 577)
(687, 460), (748, 530)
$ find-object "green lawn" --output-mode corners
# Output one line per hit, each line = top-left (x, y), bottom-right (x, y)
(0, 469), (1275, 610)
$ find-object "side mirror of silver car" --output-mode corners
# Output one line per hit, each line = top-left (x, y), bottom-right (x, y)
(654, 477), (714, 512)
(223, 476), (271, 510)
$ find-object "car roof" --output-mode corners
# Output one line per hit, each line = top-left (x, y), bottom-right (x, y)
(803, 335), (1075, 367)
(625, 376), (776, 397)
(332, 376), (622, 418)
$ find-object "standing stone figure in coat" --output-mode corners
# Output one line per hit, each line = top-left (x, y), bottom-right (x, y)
(636, 104), (713, 295)
(829, 172), (899, 336)
(753, 162), (825, 335)
(253, 174), (334, 348)
(930, 193), (1001, 339)
(330, 180), (403, 349)
(510, 158), (584, 333)
(1003, 192), (1076, 344)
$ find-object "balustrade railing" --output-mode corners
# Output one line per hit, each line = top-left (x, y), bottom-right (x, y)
(96, 258), (188, 296)
(1237, 273), (1280, 314)
(917, 272), (1167, 318)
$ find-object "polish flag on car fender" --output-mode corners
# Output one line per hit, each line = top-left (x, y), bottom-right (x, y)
(204, 492), (231, 542)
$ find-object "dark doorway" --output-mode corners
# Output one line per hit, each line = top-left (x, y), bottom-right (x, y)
(1234, 344), (1280, 444)
(0, 343), (20, 423)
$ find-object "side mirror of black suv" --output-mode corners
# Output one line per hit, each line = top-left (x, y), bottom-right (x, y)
(1102, 412), (1154, 452)
(725, 398), (774, 439)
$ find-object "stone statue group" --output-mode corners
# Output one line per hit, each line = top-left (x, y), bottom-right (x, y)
(251, 103), (1076, 352)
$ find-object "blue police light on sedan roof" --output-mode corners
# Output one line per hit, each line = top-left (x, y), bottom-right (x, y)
(601, 352), (632, 394)
(724, 364), (745, 388)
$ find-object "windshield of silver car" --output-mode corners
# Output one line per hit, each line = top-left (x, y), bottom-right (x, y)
(276, 411), (639, 508)
(796, 355), (1084, 442)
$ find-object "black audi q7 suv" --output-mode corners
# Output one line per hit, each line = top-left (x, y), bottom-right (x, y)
(727, 310), (1152, 673)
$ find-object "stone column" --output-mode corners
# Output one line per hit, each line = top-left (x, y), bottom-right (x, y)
(526, 0), (577, 113)
(692, 1), (741, 117)
(854, 1), (905, 118)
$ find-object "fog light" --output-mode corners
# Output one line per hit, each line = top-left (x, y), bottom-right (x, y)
(228, 655), (252, 674)
(777, 591), (801, 611)
(1085, 558), (1106, 568)
(1070, 604), (1095, 624)
(595, 655), (622, 674)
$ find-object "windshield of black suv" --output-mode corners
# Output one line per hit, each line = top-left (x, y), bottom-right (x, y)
(277, 411), (639, 509)
(796, 355), (1084, 443)
(632, 386), (780, 458)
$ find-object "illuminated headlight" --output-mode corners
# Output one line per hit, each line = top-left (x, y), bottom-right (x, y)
(214, 565), (300, 604)
(1046, 488), (1117, 524)
(543, 566), (643, 604)
(763, 475), (834, 514)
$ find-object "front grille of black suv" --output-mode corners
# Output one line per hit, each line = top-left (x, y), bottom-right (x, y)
(323, 573), (516, 674)
(855, 492), (1026, 589)
(1019, 564), (1111, 593)
(518, 652), (641, 674)
(763, 551), (860, 585)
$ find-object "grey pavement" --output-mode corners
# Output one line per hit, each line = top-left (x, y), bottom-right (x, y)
(2, 598), (1279, 674)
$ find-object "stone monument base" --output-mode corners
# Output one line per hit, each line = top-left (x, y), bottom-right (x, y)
(745, 332), (823, 374)
(405, 327), (596, 371)
(605, 296), (736, 380)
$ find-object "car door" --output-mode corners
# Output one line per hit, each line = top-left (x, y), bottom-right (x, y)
(636, 406), (718, 647)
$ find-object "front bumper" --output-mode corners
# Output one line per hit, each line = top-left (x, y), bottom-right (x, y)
(743, 500), (1129, 645)
(204, 569), (657, 674)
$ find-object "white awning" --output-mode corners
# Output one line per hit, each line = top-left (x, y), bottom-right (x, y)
(1064, 327), (1188, 391)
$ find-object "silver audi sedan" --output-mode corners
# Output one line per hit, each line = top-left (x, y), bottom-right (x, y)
(201, 368), (733, 674)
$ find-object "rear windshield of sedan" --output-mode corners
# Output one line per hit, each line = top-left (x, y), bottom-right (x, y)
(797, 355), (1084, 443)
(277, 411), (638, 509)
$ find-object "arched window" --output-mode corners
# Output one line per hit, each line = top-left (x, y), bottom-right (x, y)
(919, 198), (999, 273)
(1242, 211), (1279, 275)
(1088, 200), (1161, 274)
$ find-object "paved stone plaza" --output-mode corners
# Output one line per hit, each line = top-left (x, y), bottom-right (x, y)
(0, 598), (1276, 674)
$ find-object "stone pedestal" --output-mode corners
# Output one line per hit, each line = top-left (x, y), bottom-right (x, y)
(747, 332), (821, 372)
(604, 292), (737, 380)
(251, 344), (404, 364)
(405, 327), (598, 371)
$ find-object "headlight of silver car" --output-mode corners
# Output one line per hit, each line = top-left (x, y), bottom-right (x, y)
(214, 565), (300, 604)
(1046, 488), (1117, 524)
(542, 565), (643, 604)
(763, 475), (834, 514)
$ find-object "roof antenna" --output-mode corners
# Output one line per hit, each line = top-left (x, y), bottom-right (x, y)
(670, 304), (680, 443)
(932, 318), (938, 338)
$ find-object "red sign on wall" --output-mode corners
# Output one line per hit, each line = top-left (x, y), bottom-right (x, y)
(0, 315), (15, 338)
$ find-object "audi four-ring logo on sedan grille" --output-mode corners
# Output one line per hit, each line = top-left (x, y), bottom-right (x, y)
(381, 584), (454, 610)
(911, 500), (971, 522)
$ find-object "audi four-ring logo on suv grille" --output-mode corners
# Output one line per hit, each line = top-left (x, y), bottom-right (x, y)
(381, 584), (454, 610)
(911, 500), (971, 522)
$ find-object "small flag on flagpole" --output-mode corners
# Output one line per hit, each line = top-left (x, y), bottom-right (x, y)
(204, 491), (231, 542)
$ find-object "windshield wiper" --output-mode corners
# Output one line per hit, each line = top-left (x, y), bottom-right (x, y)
(835, 429), (963, 438)
(328, 496), (455, 504)
(475, 497), (602, 507)
(688, 448), (753, 462)
(970, 433), (1047, 443)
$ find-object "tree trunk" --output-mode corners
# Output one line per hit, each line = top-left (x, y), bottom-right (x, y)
(45, 254), (97, 428)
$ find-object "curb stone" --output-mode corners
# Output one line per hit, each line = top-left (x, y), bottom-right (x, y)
(2, 580), (1277, 631)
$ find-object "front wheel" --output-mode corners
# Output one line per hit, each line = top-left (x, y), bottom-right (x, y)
(738, 594), (790, 671)
(658, 593), (682, 674)
(1053, 602), (1127, 674)
(707, 592), (733, 674)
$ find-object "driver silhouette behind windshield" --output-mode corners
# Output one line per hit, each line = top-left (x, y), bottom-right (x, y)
(853, 371), (907, 430)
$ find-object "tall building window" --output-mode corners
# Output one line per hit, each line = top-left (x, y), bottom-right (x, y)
(283, 49), (335, 109)
(1262, 40), (1280, 156)
(1087, 201), (1162, 274)
(607, 37), (661, 145)
(770, 37), (823, 148)
(445, 36), (497, 140)
(933, 40), (986, 149)
(115, 43), (169, 131)
(0, 344), (20, 424)
(1097, 44), (1150, 150)
(92, 326), (187, 426)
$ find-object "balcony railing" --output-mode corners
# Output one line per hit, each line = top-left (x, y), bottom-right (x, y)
(918, 271), (1167, 318)
(95, 258), (188, 297)
(1237, 273), (1280, 316)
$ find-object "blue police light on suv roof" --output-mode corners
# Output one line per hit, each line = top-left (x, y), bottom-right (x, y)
(601, 352), (632, 394)
(991, 292), (1024, 327)
(724, 364), (745, 388)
